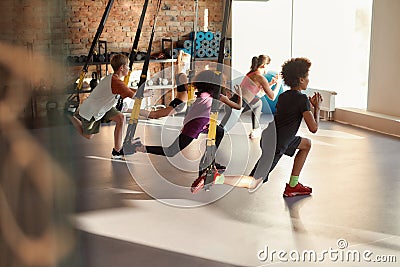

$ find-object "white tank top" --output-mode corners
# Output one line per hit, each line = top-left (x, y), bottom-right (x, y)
(79, 74), (118, 121)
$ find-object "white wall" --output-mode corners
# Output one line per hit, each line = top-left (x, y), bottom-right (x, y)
(232, 0), (292, 78)
(368, 0), (400, 117)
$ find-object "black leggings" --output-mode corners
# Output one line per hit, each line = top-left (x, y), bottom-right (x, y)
(220, 95), (262, 130)
(145, 125), (225, 176)
(145, 133), (194, 157)
(242, 98), (262, 129)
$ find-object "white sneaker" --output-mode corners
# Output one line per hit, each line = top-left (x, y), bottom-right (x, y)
(248, 178), (264, 193)
(249, 128), (262, 139)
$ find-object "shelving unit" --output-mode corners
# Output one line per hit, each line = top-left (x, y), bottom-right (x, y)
(127, 58), (177, 110)
(66, 37), (232, 110)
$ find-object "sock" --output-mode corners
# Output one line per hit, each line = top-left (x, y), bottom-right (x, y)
(214, 173), (225, 185)
(289, 175), (299, 187)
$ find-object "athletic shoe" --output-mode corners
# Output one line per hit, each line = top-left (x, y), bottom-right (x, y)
(248, 178), (264, 193)
(123, 137), (143, 155)
(214, 162), (226, 172)
(249, 128), (262, 139)
(73, 110), (82, 120)
(283, 183), (312, 197)
(191, 169), (220, 194)
(111, 148), (125, 160)
(199, 163), (226, 177)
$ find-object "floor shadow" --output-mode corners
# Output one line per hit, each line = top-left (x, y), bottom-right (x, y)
(284, 195), (312, 233)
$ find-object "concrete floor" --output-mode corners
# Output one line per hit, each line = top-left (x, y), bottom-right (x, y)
(54, 112), (399, 266)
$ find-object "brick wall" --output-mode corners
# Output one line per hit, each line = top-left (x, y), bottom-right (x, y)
(65, 0), (224, 57)
(0, 0), (67, 57)
(0, 0), (225, 118)
(0, 0), (224, 60)
(65, 0), (225, 94)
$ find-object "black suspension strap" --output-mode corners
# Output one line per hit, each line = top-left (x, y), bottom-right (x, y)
(125, 0), (149, 84)
(123, 0), (163, 154)
(65, 0), (114, 113)
(186, 0), (199, 109)
(202, 0), (232, 191)
(116, 0), (150, 111)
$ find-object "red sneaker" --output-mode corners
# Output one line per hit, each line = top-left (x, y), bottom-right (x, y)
(191, 169), (220, 194)
(283, 183), (312, 197)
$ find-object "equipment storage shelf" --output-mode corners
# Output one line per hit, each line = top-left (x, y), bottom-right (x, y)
(129, 58), (177, 108)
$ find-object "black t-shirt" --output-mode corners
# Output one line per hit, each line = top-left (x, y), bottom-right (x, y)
(274, 90), (310, 149)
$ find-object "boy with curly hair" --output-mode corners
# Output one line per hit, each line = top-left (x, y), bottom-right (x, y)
(249, 57), (323, 196)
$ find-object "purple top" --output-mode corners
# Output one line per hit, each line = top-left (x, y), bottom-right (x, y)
(181, 92), (213, 138)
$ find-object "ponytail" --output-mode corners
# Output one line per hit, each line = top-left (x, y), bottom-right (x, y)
(248, 55), (271, 74)
(249, 56), (259, 73)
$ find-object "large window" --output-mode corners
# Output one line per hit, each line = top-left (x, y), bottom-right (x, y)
(232, 0), (292, 75)
(232, 0), (373, 109)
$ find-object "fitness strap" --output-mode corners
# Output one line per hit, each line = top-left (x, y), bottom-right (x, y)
(124, 0), (149, 86)
(123, 0), (162, 154)
(186, 0), (199, 109)
(115, 0), (150, 110)
(67, 0), (114, 109)
(203, 0), (232, 191)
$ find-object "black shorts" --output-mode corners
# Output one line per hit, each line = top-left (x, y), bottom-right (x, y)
(272, 136), (302, 170)
(278, 136), (302, 157)
(260, 136), (302, 182)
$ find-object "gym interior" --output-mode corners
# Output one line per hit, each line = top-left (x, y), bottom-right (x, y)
(1, 0), (399, 266)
